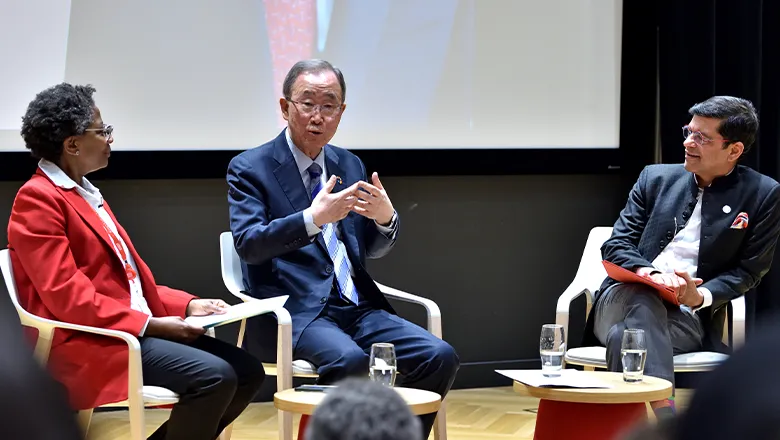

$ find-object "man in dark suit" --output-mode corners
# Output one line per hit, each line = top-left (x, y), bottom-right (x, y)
(226, 59), (459, 438)
(585, 96), (780, 418)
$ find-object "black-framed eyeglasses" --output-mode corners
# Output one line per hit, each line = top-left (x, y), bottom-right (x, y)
(84, 125), (113, 139)
(287, 100), (342, 118)
(682, 125), (730, 146)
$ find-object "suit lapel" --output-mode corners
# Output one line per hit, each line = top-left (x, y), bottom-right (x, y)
(272, 133), (312, 213)
(54, 186), (116, 257)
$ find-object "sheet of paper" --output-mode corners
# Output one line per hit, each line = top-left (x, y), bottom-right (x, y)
(184, 295), (289, 328)
(495, 369), (613, 389)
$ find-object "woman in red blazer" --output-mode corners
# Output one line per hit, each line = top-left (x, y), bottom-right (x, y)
(7, 83), (265, 440)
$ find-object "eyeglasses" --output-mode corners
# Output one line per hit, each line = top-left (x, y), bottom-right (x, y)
(287, 100), (342, 118)
(682, 125), (730, 146)
(84, 125), (113, 139)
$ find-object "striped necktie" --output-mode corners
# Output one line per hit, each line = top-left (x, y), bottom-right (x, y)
(308, 163), (359, 304)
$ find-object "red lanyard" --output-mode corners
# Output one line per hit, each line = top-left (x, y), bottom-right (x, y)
(94, 211), (138, 281)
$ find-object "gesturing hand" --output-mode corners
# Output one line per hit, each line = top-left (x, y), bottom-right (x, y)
(311, 175), (360, 227)
(647, 272), (688, 300)
(353, 172), (395, 226)
(187, 298), (229, 316)
(674, 270), (705, 307)
(647, 271), (703, 306)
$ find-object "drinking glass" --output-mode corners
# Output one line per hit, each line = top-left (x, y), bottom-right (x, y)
(621, 329), (647, 382)
(539, 324), (565, 377)
(369, 343), (397, 386)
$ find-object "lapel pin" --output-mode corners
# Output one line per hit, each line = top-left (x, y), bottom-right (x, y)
(723, 205), (732, 214)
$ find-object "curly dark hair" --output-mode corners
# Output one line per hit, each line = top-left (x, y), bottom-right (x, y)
(20, 83), (97, 162)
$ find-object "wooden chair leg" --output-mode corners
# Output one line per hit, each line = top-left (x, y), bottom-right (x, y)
(433, 400), (447, 440)
(584, 365), (596, 371)
(77, 409), (93, 438)
(279, 409), (293, 440)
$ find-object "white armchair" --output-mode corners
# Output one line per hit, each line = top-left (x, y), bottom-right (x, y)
(557, 226), (744, 372)
(0, 249), (231, 440)
(218, 231), (447, 440)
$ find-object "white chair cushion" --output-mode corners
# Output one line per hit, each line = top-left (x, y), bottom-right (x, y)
(142, 386), (180, 405)
(565, 346), (729, 372)
(292, 359), (317, 375)
(565, 346), (607, 366)
(672, 351), (729, 371)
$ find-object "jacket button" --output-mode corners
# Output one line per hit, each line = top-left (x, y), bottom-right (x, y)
(666, 231), (673, 240)
(660, 240), (666, 248)
(325, 265), (333, 274)
(320, 297), (327, 304)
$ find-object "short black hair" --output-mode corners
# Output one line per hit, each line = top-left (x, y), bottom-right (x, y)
(282, 59), (346, 103)
(304, 378), (422, 440)
(20, 83), (97, 163)
(688, 96), (759, 153)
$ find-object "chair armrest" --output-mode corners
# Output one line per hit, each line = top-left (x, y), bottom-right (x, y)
(375, 281), (442, 339)
(18, 310), (140, 363)
(273, 307), (294, 390)
(20, 310), (146, 436)
(555, 282), (594, 347)
(730, 296), (745, 349)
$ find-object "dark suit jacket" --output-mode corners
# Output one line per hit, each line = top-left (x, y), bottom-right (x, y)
(584, 164), (780, 351)
(227, 131), (398, 359)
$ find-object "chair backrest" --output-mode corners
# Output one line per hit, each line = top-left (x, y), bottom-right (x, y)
(572, 226), (614, 294)
(0, 249), (34, 325)
(219, 232), (253, 303)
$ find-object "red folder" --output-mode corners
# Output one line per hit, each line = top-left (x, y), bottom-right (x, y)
(602, 260), (680, 306)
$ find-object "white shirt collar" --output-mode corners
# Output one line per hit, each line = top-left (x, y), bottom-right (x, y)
(38, 158), (102, 201)
(285, 128), (326, 178)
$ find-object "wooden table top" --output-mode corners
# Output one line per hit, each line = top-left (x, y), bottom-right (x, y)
(274, 386), (442, 415)
(512, 371), (672, 404)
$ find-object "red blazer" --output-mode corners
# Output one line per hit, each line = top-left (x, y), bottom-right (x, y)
(6, 169), (196, 410)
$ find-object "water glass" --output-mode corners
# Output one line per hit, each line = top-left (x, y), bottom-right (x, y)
(369, 343), (397, 386)
(539, 324), (565, 377)
(621, 329), (647, 382)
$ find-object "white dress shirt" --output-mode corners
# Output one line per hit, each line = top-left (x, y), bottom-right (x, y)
(285, 129), (397, 278)
(38, 159), (152, 334)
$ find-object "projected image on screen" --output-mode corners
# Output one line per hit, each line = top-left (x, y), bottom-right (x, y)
(0, 0), (622, 152)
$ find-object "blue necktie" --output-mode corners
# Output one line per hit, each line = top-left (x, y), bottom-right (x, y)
(308, 163), (359, 304)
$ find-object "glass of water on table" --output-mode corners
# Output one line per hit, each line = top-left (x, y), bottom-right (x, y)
(621, 328), (647, 382)
(539, 324), (565, 377)
(369, 343), (397, 386)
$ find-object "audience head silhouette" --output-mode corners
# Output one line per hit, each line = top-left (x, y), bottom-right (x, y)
(304, 378), (422, 440)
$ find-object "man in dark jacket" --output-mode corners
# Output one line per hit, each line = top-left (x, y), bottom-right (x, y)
(586, 96), (780, 418)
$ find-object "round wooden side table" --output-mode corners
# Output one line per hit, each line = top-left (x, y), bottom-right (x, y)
(274, 386), (441, 440)
(513, 371), (672, 440)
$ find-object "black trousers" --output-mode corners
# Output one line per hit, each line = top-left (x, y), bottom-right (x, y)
(140, 335), (265, 440)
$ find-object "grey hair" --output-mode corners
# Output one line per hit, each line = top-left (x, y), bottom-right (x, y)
(304, 379), (422, 440)
(282, 59), (346, 102)
(688, 96), (759, 153)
